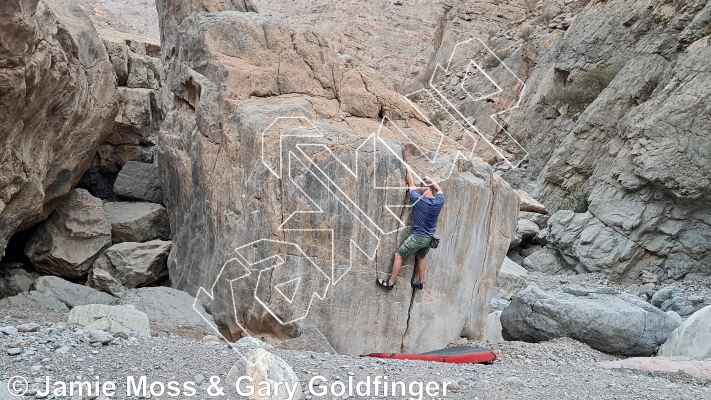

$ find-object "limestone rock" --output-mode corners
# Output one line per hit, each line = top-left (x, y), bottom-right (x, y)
(0, 265), (38, 298)
(482, 311), (504, 343)
(127, 54), (162, 90)
(544, 211), (647, 278)
(517, 219), (540, 239)
(501, 284), (680, 356)
(495, 257), (528, 300)
(16, 322), (40, 333)
(117, 287), (215, 334)
(114, 161), (163, 203)
(532, 229), (548, 246)
(599, 357), (711, 380)
(278, 325), (336, 354)
(521, 244), (543, 258)
(87, 330), (114, 345)
(506, 0), (711, 283)
(489, 297), (510, 313)
(88, 240), (171, 295)
(24, 189), (112, 278)
(515, 190), (548, 214)
(34, 276), (117, 307)
(226, 348), (302, 400)
(157, 7), (518, 356)
(518, 211), (549, 230)
(659, 305), (711, 360)
(0, 291), (69, 311)
(155, 0), (258, 58)
(509, 232), (523, 250)
(103, 202), (170, 243)
(67, 304), (151, 335)
(0, 0), (118, 259)
(650, 287), (704, 317)
(81, 31), (165, 201)
(523, 246), (572, 275)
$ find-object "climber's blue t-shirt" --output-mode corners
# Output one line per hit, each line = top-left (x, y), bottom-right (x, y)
(410, 191), (445, 237)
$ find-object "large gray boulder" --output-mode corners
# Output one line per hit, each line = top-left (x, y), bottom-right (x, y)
(156, 4), (519, 356)
(659, 305), (711, 360)
(118, 287), (215, 334)
(501, 284), (681, 356)
(0, 0), (118, 259)
(67, 304), (150, 335)
(0, 290), (69, 311)
(24, 189), (112, 278)
(103, 201), (170, 243)
(650, 286), (704, 317)
(0, 265), (38, 298)
(113, 161), (163, 203)
(516, 219), (540, 239)
(522, 246), (572, 275)
(88, 240), (171, 295)
(34, 276), (117, 307)
(515, 190), (548, 214)
(0, 275), (117, 310)
(495, 257), (528, 300)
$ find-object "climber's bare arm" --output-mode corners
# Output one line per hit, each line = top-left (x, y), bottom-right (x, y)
(406, 167), (417, 193)
(424, 176), (443, 195)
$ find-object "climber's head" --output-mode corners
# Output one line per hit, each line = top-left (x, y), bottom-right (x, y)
(418, 178), (433, 196)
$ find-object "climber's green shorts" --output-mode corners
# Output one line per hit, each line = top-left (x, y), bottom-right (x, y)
(397, 234), (431, 259)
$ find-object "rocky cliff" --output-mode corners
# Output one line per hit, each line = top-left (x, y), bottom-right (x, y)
(500, 0), (711, 283)
(155, 0), (518, 354)
(0, 0), (118, 259)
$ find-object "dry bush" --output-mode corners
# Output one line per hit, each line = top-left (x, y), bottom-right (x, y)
(542, 64), (623, 114)
(518, 26), (535, 41)
(551, 183), (590, 213)
(534, 9), (553, 26)
(523, 0), (539, 12)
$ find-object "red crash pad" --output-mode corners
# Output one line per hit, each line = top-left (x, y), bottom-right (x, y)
(361, 346), (498, 364)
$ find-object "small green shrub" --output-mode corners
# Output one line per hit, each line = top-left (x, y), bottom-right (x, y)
(542, 64), (622, 114)
(428, 111), (447, 130)
(552, 183), (590, 213)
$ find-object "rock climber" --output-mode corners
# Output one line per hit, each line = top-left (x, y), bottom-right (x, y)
(377, 167), (444, 291)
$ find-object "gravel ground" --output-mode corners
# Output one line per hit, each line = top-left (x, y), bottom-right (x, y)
(2, 306), (710, 400)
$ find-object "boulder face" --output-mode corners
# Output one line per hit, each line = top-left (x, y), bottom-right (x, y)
(0, 0), (118, 258)
(117, 287), (216, 334)
(67, 303), (151, 334)
(156, 3), (518, 355)
(88, 240), (171, 296)
(503, 0), (711, 283)
(24, 189), (112, 278)
(103, 201), (170, 243)
(501, 285), (681, 357)
(33, 275), (117, 307)
(659, 305), (711, 360)
(113, 161), (163, 203)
